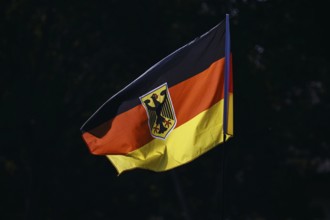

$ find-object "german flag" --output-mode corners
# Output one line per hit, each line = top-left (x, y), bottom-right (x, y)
(81, 16), (233, 174)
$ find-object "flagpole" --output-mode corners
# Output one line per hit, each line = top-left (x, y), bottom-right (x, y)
(223, 13), (231, 140)
(219, 13), (231, 220)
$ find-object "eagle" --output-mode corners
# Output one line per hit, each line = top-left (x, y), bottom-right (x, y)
(143, 89), (174, 135)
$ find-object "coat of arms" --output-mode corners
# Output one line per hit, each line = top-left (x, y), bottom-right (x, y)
(140, 83), (176, 139)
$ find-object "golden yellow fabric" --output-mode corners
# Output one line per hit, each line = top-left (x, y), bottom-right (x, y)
(107, 94), (233, 174)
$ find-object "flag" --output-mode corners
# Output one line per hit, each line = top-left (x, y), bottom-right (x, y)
(81, 15), (233, 174)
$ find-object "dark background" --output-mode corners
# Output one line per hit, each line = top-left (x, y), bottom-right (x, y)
(1, 0), (329, 219)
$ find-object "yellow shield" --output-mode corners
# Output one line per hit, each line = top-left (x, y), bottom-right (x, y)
(140, 83), (176, 139)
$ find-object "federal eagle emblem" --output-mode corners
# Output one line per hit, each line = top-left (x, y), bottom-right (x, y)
(140, 83), (176, 140)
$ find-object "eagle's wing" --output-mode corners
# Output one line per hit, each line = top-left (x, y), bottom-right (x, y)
(144, 100), (157, 128)
(148, 110), (157, 129)
(160, 90), (175, 120)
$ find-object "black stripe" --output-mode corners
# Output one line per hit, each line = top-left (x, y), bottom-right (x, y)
(82, 20), (225, 132)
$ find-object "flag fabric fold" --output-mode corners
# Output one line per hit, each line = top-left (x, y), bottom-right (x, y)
(81, 16), (233, 174)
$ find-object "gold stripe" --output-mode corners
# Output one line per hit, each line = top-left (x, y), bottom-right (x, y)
(107, 93), (233, 174)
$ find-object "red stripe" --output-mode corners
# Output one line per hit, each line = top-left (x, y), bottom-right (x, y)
(82, 58), (226, 155)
